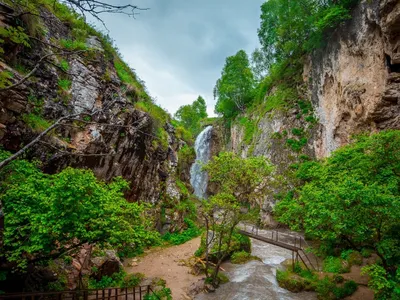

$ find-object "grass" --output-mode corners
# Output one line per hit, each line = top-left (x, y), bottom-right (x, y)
(323, 256), (350, 274)
(162, 219), (201, 245)
(60, 39), (87, 51)
(22, 114), (52, 132)
(58, 79), (71, 91)
(238, 117), (256, 145)
(114, 58), (151, 101)
(230, 250), (261, 264)
(59, 59), (69, 72)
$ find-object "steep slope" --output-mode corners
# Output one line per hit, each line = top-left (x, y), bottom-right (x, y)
(0, 1), (189, 204)
(212, 0), (400, 225)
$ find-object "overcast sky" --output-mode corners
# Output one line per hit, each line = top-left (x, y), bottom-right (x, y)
(95, 0), (264, 116)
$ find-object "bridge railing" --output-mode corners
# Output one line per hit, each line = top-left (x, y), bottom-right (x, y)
(240, 222), (310, 250)
(0, 285), (158, 300)
(239, 222), (320, 271)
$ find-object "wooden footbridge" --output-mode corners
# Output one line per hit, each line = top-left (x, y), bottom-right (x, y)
(238, 223), (320, 271)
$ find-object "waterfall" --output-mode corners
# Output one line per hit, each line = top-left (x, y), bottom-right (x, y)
(190, 126), (213, 199)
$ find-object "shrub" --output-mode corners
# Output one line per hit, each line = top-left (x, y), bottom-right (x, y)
(361, 248), (373, 258)
(60, 39), (87, 51)
(162, 218), (201, 245)
(58, 79), (71, 91)
(238, 117), (256, 145)
(231, 251), (260, 264)
(323, 256), (349, 274)
(60, 60), (69, 72)
(276, 269), (307, 293)
(22, 113), (52, 132)
(121, 273), (145, 288)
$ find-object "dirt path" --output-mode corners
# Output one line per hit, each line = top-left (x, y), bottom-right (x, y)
(124, 237), (202, 300)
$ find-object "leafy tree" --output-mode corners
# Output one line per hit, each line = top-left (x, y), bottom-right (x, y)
(174, 96), (208, 137)
(203, 152), (275, 207)
(0, 150), (160, 270)
(200, 152), (274, 287)
(258, 0), (358, 66)
(275, 131), (400, 274)
(214, 50), (255, 119)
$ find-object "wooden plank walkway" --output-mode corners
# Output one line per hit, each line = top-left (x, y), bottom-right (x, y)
(237, 225), (319, 271)
(237, 229), (301, 251)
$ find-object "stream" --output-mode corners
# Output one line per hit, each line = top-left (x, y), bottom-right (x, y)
(194, 229), (317, 300)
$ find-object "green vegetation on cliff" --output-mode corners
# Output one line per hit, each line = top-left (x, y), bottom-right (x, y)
(275, 130), (400, 298)
(0, 150), (160, 270)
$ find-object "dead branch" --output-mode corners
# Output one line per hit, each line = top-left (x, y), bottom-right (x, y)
(0, 49), (87, 92)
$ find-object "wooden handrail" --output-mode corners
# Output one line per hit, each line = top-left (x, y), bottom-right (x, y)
(0, 285), (158, 300)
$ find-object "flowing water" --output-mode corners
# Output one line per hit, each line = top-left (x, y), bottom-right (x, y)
(190, 126), (213, 198)
(195, 229), (317, 300)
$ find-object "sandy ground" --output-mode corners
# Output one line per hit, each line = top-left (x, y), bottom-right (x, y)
(124, 237), (202, 300)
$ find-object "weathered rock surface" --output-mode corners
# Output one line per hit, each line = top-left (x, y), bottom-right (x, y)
(216, 0), (400, 224)
(307, 0), (400, 157)
(0, 6), (185, 204)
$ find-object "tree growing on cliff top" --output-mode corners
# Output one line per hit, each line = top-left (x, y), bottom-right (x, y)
(174, 96), (208, 137)
(214, 50), (255, 119)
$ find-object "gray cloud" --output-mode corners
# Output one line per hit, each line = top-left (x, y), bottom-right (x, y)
(95, 0), (264, 116)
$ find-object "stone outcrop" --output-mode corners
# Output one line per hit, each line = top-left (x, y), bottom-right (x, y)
(307, 0), (400, 157)
(215, 0), (400, 225)
(0, 4), (185, 204)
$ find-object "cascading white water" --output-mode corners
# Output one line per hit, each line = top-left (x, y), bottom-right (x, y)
(190, 126), (213, 199)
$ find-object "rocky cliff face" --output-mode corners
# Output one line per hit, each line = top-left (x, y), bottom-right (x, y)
(308, 0), (400, 158)
(213, 0), (400, 225)
(0, 3), (185, 205)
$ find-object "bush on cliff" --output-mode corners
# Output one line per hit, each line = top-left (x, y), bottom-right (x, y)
(0, 150), (160, 271)
(275, 130), (400, 295)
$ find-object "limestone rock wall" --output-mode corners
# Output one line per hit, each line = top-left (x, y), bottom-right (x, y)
(307, 0), (400, 157)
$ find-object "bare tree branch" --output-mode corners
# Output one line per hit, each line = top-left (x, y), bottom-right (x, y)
(0, 49), (86, 92)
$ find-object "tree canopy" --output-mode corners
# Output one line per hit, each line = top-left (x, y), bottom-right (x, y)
(0, 151), (160, 270)
(214, 50), (255, 119)
(174, 96), (208, 137)
(275, 131), (400, 272)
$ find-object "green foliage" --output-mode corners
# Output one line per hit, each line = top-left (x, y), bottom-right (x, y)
(174, 124), (193, 145)
(258, 0), (359, 66)
(0, 71), (13, 89)
(203, 152), (274, 205)
(134, 101), (171, 150)
(323, 257), (349, 274)
(60, 60), (69, 72)
(286, 137), (308, 152)
(275, 130), (400, 271)
(143, 287), (172, 300)
(177, 144), (195, 181)
(0, 25), (30, 50)
(60, 39), (88, 51)
(276, 269), (309, 293)
(114, 59), (150, 101)
(58, 79), (71, 91)
(362, 264), (400, 299)
(361, 248), (373, 258)
(162, 218), (201, 245)
(121, 273), (145, 288)
(174, 96), (208, 137)
(230, 250), (260, 264)
(238, 117), (256, 145)
(22, 113), (52, 132)
(214, 50), (255, 119)
(0, 151), (160, 270)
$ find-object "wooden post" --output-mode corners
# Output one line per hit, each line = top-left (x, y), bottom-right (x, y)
(292, 251), (295, 272)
